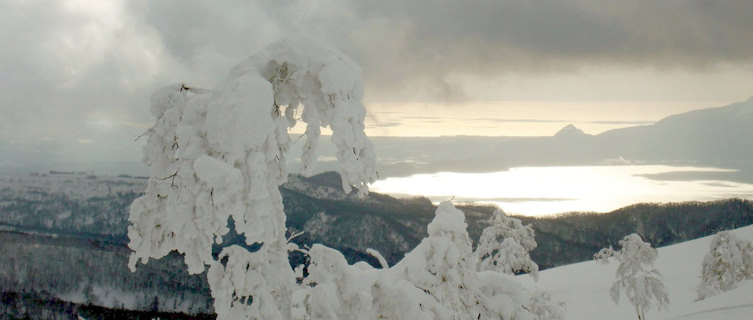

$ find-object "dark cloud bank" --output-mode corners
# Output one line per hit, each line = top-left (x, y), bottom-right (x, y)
(1, 0), (752, 150)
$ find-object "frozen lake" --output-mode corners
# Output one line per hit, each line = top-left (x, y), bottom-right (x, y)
(370, 165), (753, 216)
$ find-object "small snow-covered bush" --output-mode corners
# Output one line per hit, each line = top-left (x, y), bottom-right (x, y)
(697, 231), (753, 300)
(527, 290), (566, 320)
(595, 233), (668, 320)
(127, 37), (556, 319)
(475, 208), (539, 280)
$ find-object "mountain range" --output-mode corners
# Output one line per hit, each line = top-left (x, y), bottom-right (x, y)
(3, 97), (752, 180)
(365, 96), (753, 177)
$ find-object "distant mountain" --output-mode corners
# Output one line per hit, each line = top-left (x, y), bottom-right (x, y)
(405, 97), (753, 176)
(554, 124), (589, 138)
(288, 98), (753, 178)
(6, 98), (751, 179)
(595, 97), (753, 163)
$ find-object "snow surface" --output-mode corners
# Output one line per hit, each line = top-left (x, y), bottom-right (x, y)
(521, 225), (753, 319)
(0, 172), (144, 201)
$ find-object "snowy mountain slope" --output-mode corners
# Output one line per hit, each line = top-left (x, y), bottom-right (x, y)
(521, 225), (753, 320)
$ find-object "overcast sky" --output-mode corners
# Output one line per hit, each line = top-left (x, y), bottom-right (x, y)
(1, 0), (753, 160)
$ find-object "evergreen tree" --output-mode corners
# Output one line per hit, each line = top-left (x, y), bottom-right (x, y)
(595, 233), (668, 320)
(697, 231), (753, 300)
(475, 208), (539, 280)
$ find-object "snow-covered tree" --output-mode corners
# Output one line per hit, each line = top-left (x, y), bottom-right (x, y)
(527, 290), (566, 320)
(127, 36), (551, 319)
(697, 231), (753, 300)
(595, 233), (668, 320)
(290, 202), (527, 319)
(475, 208), (539, 280)
(127, 37), (377, 319)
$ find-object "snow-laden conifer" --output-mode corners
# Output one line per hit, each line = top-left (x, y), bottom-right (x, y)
(697, 231), (753, 300)
(128, 37), (376, 319)
(595, 233), (668, 320)
(475, 208), (539, 280)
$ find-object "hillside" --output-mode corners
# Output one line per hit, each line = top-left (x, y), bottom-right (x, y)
(2, 171), (752, 317)
(0, 231), (214, 319)
(521, 199), (753, 269)
(2, 171), (752, 268)
(283, 173), (753, 269)
(521, 224), (753, 319)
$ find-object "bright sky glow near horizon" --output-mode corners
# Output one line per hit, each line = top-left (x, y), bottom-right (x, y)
(1, 0), (753, 162)
(284, 100), (734, 137)
(360, 100), (730, 137)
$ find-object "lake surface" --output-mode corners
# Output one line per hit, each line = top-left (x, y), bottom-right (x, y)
(370, 165), (753, 216)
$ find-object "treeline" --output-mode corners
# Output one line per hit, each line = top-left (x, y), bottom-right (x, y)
(0, 291), (214, 320)
(2, 171), (751, 271)
(282, 172), (753, 270)
(460, 199), (753, 269)
(0, 188), (139, 239)
(0, 231), (214, 318)
(527, 198), (753, 268)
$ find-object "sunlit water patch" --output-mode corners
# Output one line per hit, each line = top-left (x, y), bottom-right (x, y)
(370, 165), (753, 216)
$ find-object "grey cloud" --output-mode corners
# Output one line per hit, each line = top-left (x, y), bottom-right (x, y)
(476, 118), (567, 123)
(346, 0), (753, 100)
(1, 0), (752, 155)
(590, 120), (654, 125)
(0, 1), (179, 152)
(472, 119), (655, 125)
(135, 0), (753, 102)
(401, 116), (444, 120)
(367, 122), (402, 128)
(131, 1), (615, 101)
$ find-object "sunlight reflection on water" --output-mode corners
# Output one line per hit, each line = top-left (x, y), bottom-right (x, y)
(370, 165), (753, 216)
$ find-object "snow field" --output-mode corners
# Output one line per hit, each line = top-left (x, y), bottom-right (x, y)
(522, 225), (753, 319)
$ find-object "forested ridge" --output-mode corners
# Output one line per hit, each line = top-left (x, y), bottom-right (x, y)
(1, 171), (752, 317)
